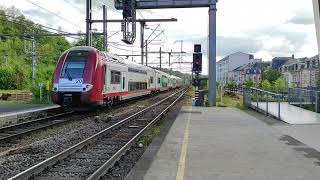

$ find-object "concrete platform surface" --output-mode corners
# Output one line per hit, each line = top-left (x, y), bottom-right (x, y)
(0, 104), (58, 115)
(251, 102), (320, 124)
(275, 124), (320, 153)
(127, 107), (320, 180)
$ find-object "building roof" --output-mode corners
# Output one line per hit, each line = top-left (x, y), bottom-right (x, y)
(218, 52), (254, 63)
(271, 57), (291, 69)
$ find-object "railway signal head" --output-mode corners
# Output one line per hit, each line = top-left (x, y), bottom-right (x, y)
(122, 0), (133, 18)
(192, 53), (202, 72)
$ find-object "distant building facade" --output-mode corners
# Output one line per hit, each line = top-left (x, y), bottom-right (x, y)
(229, 60), (269, 87)
(280, 55), (320, 88)
(216, 52), (256, 85)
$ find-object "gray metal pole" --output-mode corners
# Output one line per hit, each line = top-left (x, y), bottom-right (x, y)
(208, 4), (217, 106)
(145, 40), (148, 66)
(31, 39), (36, 84)
(266, 93), (269, 115)
(103, 5), (108, 51)
(168, 52), (171, 66)
(278, 95), (281, 119)
(140, 22), (145, 65)
(86, 0), (92, 46)
(159, 47), (162, 70)
(316, 91), (319, 113)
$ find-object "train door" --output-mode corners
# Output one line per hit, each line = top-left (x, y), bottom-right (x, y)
(102, 65), (106, 93)
(121, 72), (127, 94)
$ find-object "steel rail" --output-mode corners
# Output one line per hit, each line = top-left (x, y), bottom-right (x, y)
(88, 88), (187, 180)
(8, 88), (186, 180)
(0, 110), (73, 142)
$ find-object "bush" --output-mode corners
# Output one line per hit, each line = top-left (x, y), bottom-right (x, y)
(226, 81), (236, 89)
(261, 80), (271, 91)
(274, 77), (285, 92)
(243, 79), (255, 88)
(0, 66), (16, 89)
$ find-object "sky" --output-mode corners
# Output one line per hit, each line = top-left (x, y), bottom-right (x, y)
(1, 0), (318, 75)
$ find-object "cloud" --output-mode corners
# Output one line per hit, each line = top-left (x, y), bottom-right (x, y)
(257, 27), (308, 55)
(183, 36), (263, 58)
(287, 11), (314, 25)
(23, 9), (57, 25)
(217, 36), (263, 57)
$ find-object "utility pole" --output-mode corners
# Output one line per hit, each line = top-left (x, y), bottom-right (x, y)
(159, 47), (162, 70)
(168, 50), (172, 66)
(4, 51), (8, 66)
(208, 4), (217, 106)
(102, 5), (108, 51)
(145, 40), (148, 66)
(86, 0), (92, 46)
(31, 39), (36, 84)
(140, 22), (145, 65)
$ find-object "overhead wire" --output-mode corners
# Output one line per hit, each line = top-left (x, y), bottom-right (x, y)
(0, 14), (82, 40)
(109, 44), (140, 52)
(63, 0), (85, 13)
(25, 0), (82, 30)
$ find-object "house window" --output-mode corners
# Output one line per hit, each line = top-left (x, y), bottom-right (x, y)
(111, 70), (121, 84)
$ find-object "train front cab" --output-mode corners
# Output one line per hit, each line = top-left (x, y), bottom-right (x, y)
(51, 47), (102, 107)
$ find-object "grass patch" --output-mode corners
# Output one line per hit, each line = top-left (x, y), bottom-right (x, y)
(183, 86), (195, 106)
(137, 125), (161, 148)
(216, 91), (247, 110)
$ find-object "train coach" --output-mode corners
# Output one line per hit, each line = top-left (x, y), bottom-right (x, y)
(51, 46), (182, 108)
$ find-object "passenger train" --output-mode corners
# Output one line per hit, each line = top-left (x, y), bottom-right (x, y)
(50, 46), (182, 108)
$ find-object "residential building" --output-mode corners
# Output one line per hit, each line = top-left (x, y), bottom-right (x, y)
(271, 56), (293, 69)
(229, 60), (269, 87)
(216, 52), (257, 85)
(280, 55), (320, 88)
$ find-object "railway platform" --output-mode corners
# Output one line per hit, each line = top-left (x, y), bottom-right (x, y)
(0, 104), (60, 127)
(126, 107), (320, 180)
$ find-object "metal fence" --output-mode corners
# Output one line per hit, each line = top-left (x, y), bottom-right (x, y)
(288, 88), (320, 113)
(243, 87), (285, 119)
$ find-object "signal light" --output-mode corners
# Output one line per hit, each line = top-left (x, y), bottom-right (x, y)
(192, 53), (202, 72)
(122, 0), (133, 18)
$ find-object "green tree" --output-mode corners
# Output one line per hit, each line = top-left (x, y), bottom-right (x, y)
(274, 77), (285, 92)
(226, 81), (236, 89)
(262, 68), (281, 84)
(243, 79), (255, 88)
(261, 80), (271, 91)
(0, 5), (71, 102)
(74, 34), (106, 51)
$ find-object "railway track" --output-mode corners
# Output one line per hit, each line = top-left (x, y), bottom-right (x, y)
(0, 110), (73, 142)
(8, 88), (187, 180)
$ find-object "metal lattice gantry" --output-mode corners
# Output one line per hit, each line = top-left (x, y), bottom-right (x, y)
(115, 0), (218, 106)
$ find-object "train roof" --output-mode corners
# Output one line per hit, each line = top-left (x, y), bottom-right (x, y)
(170, 75), (182, 80)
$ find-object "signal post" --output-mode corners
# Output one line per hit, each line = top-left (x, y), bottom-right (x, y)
(192, 44), (203, 106)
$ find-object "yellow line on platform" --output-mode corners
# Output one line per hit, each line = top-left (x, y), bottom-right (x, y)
(176, 106), (192, 180)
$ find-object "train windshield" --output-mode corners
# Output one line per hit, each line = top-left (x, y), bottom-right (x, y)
(61, 51), (89, 79)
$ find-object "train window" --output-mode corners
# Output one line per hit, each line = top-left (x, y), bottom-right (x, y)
(111, 70), (121, 84)
(60, 50), (89, 79)
(128, 82), (147, 91)
(150, 77), (154, 84)
(158, 78), (160, 84)
(61, 61), (86, 79)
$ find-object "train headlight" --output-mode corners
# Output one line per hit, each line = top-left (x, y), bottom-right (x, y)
(82, 84), (93, 92)
(52, 84), (59, 92)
